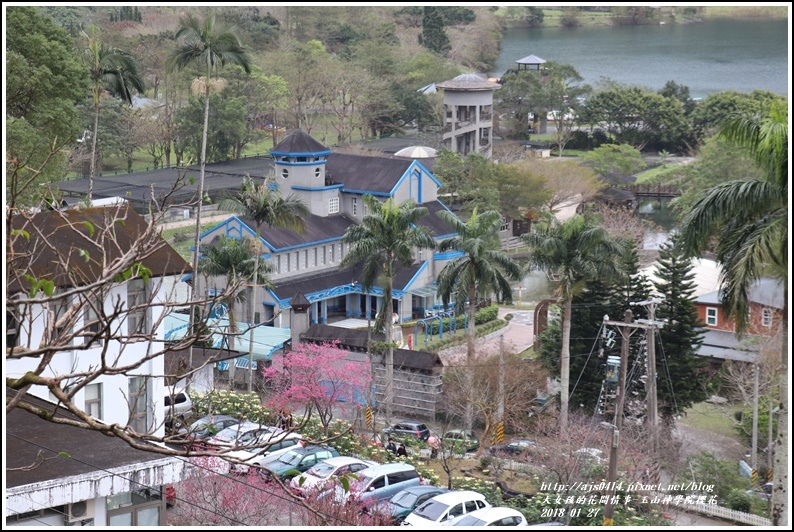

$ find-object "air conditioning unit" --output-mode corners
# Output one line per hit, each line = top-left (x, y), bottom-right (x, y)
(65, 499), (96, 523)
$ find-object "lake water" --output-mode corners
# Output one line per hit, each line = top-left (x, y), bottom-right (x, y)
(491, 19), (789, 98)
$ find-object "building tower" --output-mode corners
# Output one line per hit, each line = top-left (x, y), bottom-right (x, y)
(436, 74), (500, 159)
(270, 129), (337, 216)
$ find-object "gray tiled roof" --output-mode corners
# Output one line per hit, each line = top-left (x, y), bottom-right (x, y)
(327, 153), (414, 195)
(6, 388), (173, 489)
(222, 213), (356, 251)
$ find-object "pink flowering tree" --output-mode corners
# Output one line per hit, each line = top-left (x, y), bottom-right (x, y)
(262, 341), (371, 435)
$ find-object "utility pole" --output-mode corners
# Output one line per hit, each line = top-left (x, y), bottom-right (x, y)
(497, 334), (505, 445)
(602, 421), (620, 526)
(605, 310), (635, 434)
(752, 361), (759, 470)
(633, 298), (665, 452)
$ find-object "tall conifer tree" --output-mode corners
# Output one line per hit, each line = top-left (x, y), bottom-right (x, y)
(653, 236), (707, 421)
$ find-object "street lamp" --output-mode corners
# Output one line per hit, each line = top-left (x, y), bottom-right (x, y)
(600, 421), (620, 526)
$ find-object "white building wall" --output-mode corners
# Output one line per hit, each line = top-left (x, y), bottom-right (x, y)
(6, 277), (176, 437)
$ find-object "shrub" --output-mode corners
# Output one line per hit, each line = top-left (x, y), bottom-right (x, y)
(504, 313), (514, 322)
(726, 489), (753, 513)
(189, 389), (276, 425)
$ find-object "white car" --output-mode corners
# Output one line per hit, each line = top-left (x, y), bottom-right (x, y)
(226, 432), (304, 474)
(403, 490), (491, 526)
(290, 456), (377, 495)
(445, 506), (528, 526)
(205, 421), (281, 449)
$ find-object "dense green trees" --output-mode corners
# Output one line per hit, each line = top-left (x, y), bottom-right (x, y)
(580, 144), (646, 183)
(175, 93), (247, 163)
(6, 6), (88, 207)
(499, 62), (591, 154)
(581, 84), (692, 151)
(419, 7), (451, 56)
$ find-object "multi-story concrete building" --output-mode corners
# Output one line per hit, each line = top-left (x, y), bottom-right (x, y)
(6, 204), (192, 526)
(436, 74), (500, 159)
(198, 129), (459, 331)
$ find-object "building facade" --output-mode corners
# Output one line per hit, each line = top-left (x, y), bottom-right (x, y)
(6, 205), (192, 526)
(198, 129), (460, 331)
(436, 74), (500, 159)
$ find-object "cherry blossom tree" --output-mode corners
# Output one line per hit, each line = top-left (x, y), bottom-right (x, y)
(262, 341), (371, 435)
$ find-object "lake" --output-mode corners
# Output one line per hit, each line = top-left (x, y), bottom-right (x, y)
(491, 18), (789, 98)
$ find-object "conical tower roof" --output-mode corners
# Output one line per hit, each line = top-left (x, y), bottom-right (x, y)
(271, 128), (331, 156)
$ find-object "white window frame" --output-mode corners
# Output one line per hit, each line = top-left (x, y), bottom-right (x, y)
(352, 197), (357, 216)
(762, 308), (773, 328)
(85, 382), (103, 420)
(329, 197), (340, 214)
(706, 307), (718, 326)
(127, 279), (149, 338)
(128, 376), (152, 434)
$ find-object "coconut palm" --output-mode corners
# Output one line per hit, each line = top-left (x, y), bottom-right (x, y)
(81, 26), (145, 203)
(679, 101), (787, 525)
(340, 195), (436, 424)
(521, 214), (624, 429)
(167, 13), (252, 338)
(218, 176), (309, 390)
(436, 208), (522, 430)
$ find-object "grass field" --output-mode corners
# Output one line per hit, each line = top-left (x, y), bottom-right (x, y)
(679, 400), (741, 439)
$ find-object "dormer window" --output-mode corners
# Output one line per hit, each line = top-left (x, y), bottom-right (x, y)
(281, 168), (289, 179)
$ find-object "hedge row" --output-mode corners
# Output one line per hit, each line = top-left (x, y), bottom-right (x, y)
(427, 319), (507, 353)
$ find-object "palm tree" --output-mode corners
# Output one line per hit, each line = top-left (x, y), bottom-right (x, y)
(198, 235), (271, 387)
(436, 208), (522, 430)
(168, 14), (251, 387)
(218, 176), (309, 390)
(521, 214), (624, 429)
(81, 26), (145, 203)
(198, 235), (271, 349)
(679, 101), (787, 525)
(340, 195), (436, 424)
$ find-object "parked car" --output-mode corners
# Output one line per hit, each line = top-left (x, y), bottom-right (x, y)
(178, 414), (239, 441)
(442, 429), (479, 452)
(445, 506), (528, 526)
(164, 389), (192, 418)
(226, 432), (305, 474)
(290, 456), (377, 495)
(382, 421), (431, 442)
(327, 462), (423, 506)
(403, 490), (491, 526)
(260, 445), (340, 480)
(372, 485), (449, 523)
(489, 440), (537, 458)
(205, 421), (280, 449)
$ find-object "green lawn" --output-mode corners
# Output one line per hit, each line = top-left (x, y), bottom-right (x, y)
(160, 222), (220, 262)
(679, 401), (741, 439)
